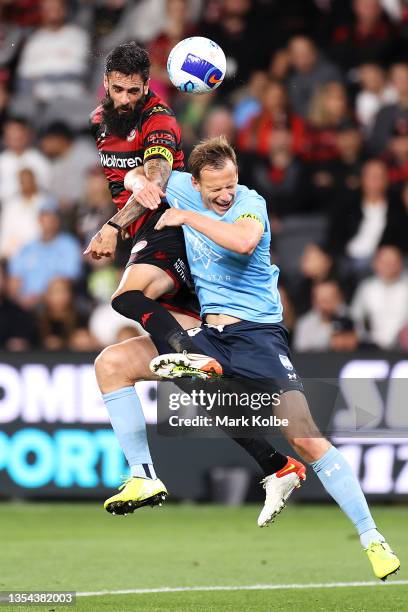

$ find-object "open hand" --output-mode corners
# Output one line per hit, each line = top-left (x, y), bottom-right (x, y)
(83, 224), (118, 260)
(154, 208), (186, 230)
(133, 182), (166, 210)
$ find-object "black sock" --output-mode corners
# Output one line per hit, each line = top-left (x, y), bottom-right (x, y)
(172, 378), (288, 475)
(112, 290), (199, 354)
(232, 438), (288, 475)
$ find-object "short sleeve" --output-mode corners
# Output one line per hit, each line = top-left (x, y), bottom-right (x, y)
(142, 111), (181, 168)
(166, 171), (202, 212)
(231, 193), (267, 230)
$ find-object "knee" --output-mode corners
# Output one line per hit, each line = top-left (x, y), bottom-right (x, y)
(288, 437), (331, 463)
(95, 344), (128, 389)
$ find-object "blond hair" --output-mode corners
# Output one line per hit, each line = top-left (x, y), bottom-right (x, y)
(307, 81), (347, 128)
(188, 136), (237, 180)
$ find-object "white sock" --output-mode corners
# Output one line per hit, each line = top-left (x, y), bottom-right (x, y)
(131, 464), (157, 479)
(360, 528), (385, 549)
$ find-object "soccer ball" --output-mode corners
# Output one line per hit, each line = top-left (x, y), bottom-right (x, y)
(167, 36), (226, 94)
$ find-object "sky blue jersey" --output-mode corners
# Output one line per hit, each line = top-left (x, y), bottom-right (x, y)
(166, 171), (283, 323)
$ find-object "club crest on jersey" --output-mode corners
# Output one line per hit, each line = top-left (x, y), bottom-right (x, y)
(127, 129), (136, 142)
(189, 235), (222, 269)
(279, 354), (294, 370)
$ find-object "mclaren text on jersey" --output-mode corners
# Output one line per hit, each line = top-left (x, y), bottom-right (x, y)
(99, 151), (143, 169)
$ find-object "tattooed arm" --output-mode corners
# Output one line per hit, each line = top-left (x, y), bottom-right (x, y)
(84, 159), (172, 260)
(83, 192), (145, 260)
(107, 157), (171, 231)
(124, 158), (172, 211)
(144, 157), (172, 188)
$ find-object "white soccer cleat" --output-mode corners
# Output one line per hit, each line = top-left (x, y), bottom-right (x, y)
(149, 352), (223, 379)
(258, 457), (306, 527)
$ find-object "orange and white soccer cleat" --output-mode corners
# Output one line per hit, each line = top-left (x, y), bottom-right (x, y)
(257, 456), (306, 527)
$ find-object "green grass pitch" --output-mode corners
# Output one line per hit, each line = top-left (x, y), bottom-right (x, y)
(0, 502), (407, 611)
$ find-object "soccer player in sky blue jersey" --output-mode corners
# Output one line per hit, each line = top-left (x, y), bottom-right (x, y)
(165, 171), (283, 324)
(97, 135), (399, 580)
(148, 137), (400, 580)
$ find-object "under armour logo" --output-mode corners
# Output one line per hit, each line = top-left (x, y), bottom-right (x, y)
(288, 373), (297, 380)
(187, 326), (202, 337)
(324, 463), (341, 477)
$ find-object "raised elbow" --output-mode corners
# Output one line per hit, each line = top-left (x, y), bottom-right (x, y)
(239, 237), (258, 255)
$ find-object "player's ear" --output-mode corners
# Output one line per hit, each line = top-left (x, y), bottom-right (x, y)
(191, 176), (201, 192)
(144, 79), (150, 96)
(103, 74), (109, 93)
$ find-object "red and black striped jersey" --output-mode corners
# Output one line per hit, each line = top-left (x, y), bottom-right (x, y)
(90, 90), (184, 236)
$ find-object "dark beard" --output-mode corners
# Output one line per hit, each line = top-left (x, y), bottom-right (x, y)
(101, 94), (146, 139)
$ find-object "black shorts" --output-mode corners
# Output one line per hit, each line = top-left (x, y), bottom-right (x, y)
(126, 205), (200, 319)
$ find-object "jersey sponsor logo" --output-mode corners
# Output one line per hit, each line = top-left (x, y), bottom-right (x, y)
(146, 131), (177, 147)
(279, 354), (294, 370)
(173, 258), (188, 282)
(145, 136), (177, 148)
(189, 235), (223, 270)
(99, 151), (143, 169)
(144, 145), (173, 166)
(205, 274), (231, 282)
(131, 240), (148, 254)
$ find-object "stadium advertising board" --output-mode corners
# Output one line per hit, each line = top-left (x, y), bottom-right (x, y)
(0, 353), (156, 497)
(0, 352), (407, 500)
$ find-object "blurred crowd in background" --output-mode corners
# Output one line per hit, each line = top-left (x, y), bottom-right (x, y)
(1, 0), (408, 353)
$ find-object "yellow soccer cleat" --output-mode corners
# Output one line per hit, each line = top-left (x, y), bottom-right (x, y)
(365, 541), (400, 581)
(104, 477), (168, 515)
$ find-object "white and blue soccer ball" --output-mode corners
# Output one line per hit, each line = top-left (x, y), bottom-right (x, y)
(167, 36), (226, 94)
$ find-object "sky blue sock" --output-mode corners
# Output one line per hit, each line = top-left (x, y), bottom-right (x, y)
(311, 446), (377, 539)
(102, 386), (154, 475)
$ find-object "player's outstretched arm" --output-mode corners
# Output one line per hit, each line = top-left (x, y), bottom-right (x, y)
(155, 209), (263, 255)
(83, 194), (146, 259)
(106, 158), (171, 228)
(84, 159), (172, 259)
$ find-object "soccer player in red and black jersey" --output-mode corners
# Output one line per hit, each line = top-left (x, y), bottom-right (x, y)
(86, 42), (221, 374)
(88, 44), (293, 515)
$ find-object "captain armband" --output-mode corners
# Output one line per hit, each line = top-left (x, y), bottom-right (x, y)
(144, 146), (173, 166)
(234, 213), (264, 227)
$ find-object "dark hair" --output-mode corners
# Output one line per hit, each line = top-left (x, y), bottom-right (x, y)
(41, 121), (74, 140)
(105, 42), (150, 82)
(188, 136), (237, 180)
(5, 116), (30, 129)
